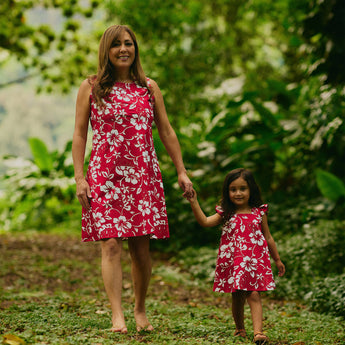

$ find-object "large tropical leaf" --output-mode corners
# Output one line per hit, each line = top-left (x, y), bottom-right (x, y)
(316, 169), (345, 201)
(28, 137), (54, 173)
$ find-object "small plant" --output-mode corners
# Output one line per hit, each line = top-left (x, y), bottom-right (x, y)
(0, 138), (81, 232)
(275, 219), (345, 317)
(305, 273), (345, 317)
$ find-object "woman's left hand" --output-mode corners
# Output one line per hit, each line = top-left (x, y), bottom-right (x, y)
(178, 172), (193, 198)
(275, 259), (286, 277)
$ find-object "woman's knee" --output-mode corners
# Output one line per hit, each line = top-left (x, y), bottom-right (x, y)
(101, 238), (122, 259)
(128, 236), (150, 262)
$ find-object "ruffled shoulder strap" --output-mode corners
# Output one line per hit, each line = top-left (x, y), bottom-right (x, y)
(258, 204), (268, 215)
(215, 205), (224, 217)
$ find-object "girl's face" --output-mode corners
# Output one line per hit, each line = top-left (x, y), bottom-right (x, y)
(108, 31), (135, 72)
(228, 177), (250, 210)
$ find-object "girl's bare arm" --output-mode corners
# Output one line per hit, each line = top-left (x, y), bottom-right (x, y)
(188, 189), (222, 227)
(262, 214), (285, 276)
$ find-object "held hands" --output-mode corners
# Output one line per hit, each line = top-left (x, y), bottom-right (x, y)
(185, 188), (197, 203)
(178, 171), (193, 199)
(76, 178), (92, 210)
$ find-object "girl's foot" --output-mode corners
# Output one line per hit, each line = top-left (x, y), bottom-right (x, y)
(234, 329), (247, 338)
(134, 310), (154, 332)
(253, 332), (269, 344)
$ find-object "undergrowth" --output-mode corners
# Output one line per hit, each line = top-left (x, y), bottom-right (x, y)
(0, 232), (344, 345)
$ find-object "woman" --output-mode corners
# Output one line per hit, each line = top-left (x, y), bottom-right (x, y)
(72, 24), (193, 334)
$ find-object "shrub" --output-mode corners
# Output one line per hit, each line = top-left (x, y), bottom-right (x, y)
(305, 274), (345, 317)
(0, 138), (81, 232)
(274, 219), (345, 316)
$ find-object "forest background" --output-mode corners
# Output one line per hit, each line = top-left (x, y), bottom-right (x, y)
(0, 0), (344, 322)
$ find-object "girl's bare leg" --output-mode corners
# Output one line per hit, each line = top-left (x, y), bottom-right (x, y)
(128, 235), (153, 331)
(232, 290), (247, 331)
(246, 291), (263, 335)
(101, 238), (127, 333)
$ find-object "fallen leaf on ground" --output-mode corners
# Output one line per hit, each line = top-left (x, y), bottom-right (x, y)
(2, 334), (26, 345)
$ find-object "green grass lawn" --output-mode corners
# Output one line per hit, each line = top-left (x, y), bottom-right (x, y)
(0, 232), (344, 345)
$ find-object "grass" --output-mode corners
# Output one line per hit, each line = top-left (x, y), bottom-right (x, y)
(0, 232), (344, 345)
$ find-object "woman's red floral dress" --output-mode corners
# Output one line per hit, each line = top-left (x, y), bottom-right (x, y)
(213, 204), (275, 293)
(81, 80), (169, 242)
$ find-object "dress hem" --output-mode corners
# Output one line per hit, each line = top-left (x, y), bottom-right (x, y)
(81, 233), (170, 242)
(213, 287), (276, 294)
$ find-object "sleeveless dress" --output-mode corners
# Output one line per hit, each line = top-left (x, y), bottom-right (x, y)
(81, 80), (169, 242)
(213, 204), (275, 293)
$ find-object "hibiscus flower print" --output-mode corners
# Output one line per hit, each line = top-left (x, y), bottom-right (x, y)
(240, 256), (258, 273)
(116, 166), (140, 185)
(138, 200), (151, 216)
(107, 129), (124, 146)
(113, 216), (132, 235)
(130, 116), (147, 131)
(100, 181), (115, 199)
(93, 212), (106, 232)
(249, 230), (264, 246)
(219, 243), (233, 259)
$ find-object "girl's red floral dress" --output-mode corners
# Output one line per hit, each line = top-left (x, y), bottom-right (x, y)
(81, 80), (169, 242)
(213, 204), (275, 293)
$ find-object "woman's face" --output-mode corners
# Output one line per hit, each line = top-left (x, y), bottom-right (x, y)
(108, 31), (136, 72)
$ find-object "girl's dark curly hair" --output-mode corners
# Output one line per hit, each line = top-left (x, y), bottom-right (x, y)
(220, 168), (263, 221)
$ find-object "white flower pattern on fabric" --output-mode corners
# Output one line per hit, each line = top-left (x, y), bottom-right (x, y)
(213, 205), (275, 293)
(81, 81), (169, 242)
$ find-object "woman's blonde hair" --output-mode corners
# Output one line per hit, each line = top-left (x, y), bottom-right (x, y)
(90, 25), (148, 107)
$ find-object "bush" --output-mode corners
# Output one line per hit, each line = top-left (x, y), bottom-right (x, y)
(0, 138), (81, 232)
(305, 274), (345, 317)
(174, 246), (218, 283)
(274, 219), (345, 316)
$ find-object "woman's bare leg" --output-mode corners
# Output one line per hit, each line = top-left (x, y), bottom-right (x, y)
(101, 238), (127, 333)
(128, 235), (153, 331)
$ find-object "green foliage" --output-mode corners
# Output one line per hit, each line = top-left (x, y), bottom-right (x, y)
(275, 219), (345, 316)
(0, 138), (80, 232)
(316, 169), (345, 202)
(173, 247), (218, 283)
(0, 0), (101, 92)
(28, 137), (54, 172)
(1, 0), (344, 322)
(305, 273), (345, 318)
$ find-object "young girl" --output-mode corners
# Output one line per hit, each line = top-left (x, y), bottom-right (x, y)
(186, 168), (285, 344)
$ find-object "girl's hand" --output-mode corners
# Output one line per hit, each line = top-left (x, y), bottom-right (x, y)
(275, 259), (285, 277)
(76, 178), (92, 210)
(178, 172), (193, 198)
(185, 188), (197, 202)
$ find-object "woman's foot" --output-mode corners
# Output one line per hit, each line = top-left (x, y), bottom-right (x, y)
(134, 310), (154, 332)
(234, 329), (247, 338)
(110, 313), (127, 334)
(253, 332), (269, 344)
(110, 326), (128, 334)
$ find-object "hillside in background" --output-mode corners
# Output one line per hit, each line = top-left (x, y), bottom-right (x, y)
(0, 80), (75, 158)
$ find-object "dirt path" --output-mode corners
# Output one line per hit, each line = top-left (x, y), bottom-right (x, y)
(0, 233), (226, 307)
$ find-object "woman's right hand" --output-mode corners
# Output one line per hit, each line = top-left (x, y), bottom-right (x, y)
(76, 178), (92, 210)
